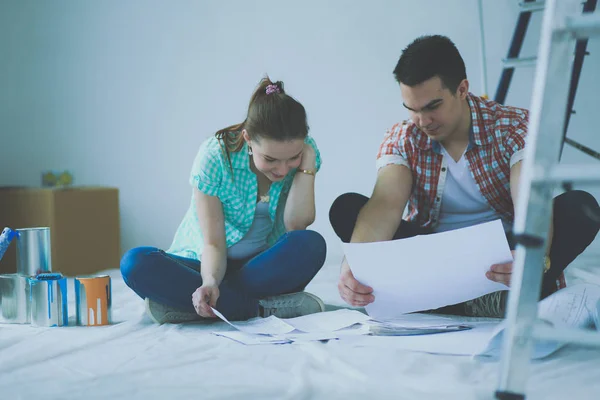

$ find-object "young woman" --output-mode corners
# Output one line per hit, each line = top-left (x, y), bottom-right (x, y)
(121, 77), (327, 323)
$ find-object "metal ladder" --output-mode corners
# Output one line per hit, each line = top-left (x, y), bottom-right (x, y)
(495, 0), (600, 399)
(494, 0), (599, 166)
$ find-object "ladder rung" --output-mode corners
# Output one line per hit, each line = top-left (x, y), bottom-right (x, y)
(531, 165), (600, 184)
(564, 13), (600, 39)
(533, 323), (600, 347)
(502, 56), (537, 68)
(519, 1), (545, 12)
(565, 138), (600, 161)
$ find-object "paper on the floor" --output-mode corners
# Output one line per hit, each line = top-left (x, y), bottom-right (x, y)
(278, 332), (341, 342)
(284, 309), (371, 332)
(338, 319), (500, 356)
(369, 323), (472, 336)
(213, 331), (291, 345)
(211, 307), (295, 335)
(368, 313), (473, 335)
(213, 330), (342, 345)
(342, 220), (512, 319)
(373, 313), (457, 328)
(334, 323), (372, 336)
(478, 283), (600, 360)
(538, 282), (600, 328)
(211, 309), (373, 345)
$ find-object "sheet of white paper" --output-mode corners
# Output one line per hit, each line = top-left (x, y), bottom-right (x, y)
(213, 331), (290, 345)
(338, 320), (500, 356)
(283, 309), (371, 333)
(211, 307), (295, 335)
(279, 332), (340, 342)
(343, 220), (511, 319)
(392, 322), (499, 355)
(279, 314), (375, 342)
(538, 283), (600, 328)
(477, 322), (562, 361)
(335, 324), (372, 336)
(212, 308), (372, 344)
(478, 284), (600, 360)
(373, 313), (456, 328)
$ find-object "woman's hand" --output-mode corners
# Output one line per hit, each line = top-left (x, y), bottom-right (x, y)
(192, 283), (220, 318)
(299, 143), (316, 170)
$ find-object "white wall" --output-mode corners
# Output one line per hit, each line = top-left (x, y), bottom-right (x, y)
(1, 1), (598, 262)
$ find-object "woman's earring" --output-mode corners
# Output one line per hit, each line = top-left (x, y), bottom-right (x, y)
(248, 146), (253, 156)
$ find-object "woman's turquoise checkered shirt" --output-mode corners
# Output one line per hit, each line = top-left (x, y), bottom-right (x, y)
(167, 135), (321, 260)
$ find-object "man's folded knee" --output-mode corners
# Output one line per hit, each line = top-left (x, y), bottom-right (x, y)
(575, 191), (600, 223)
(330, 192), (366, 209)
(556, 190), (599, 209)
(555, 190), (600, 224)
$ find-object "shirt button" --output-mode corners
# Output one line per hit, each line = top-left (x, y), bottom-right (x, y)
(441, 167), (447, 172)
(436, 197), (440, 202)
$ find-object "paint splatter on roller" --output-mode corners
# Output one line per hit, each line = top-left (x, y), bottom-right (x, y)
(0, 227), (17, 261)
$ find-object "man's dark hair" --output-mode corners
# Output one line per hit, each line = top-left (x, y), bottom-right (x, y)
(393, 35), (467, 93)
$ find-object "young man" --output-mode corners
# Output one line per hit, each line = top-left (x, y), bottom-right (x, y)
(330, 35), (600, 317)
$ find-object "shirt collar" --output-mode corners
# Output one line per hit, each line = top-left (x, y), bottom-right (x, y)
(468, 93), (495, 147)
(229, 141), (250, 170)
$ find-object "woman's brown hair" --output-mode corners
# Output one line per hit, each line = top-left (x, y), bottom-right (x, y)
(215, 76), (309, 170)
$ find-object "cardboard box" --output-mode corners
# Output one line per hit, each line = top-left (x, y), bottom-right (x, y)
(0, 187), (121, 277)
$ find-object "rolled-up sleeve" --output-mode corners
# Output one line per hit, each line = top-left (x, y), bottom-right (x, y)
(189, 139), (223, 197)
(305, 135), (322, 172)
(376, 123), (411, 171)
(505, 118), (528, 168)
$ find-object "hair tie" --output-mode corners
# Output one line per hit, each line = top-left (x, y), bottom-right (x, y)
(265, 84), (281, 95)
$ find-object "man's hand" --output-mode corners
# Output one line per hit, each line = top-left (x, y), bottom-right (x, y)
(486, 250), (516, 287)
(338, 259), (375, 307)
(335, 165), (411, 306)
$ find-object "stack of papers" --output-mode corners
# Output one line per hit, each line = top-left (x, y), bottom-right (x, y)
(210, 283), (600, 361)
(369, 323), (472, 336)
(478, 283), (600, 360)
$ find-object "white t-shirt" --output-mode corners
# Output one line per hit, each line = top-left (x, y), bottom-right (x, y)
(435, 146), (504, 233)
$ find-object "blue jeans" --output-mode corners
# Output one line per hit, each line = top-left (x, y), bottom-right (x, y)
(120, 230), (327, 320)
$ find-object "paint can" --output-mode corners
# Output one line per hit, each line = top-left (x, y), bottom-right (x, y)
(0, 274), (31, 324)
(0, 227), (17, 262)
(16, 227), (52, 276)
(75, 275), (111, 326)
(29, 273), (68, 327)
